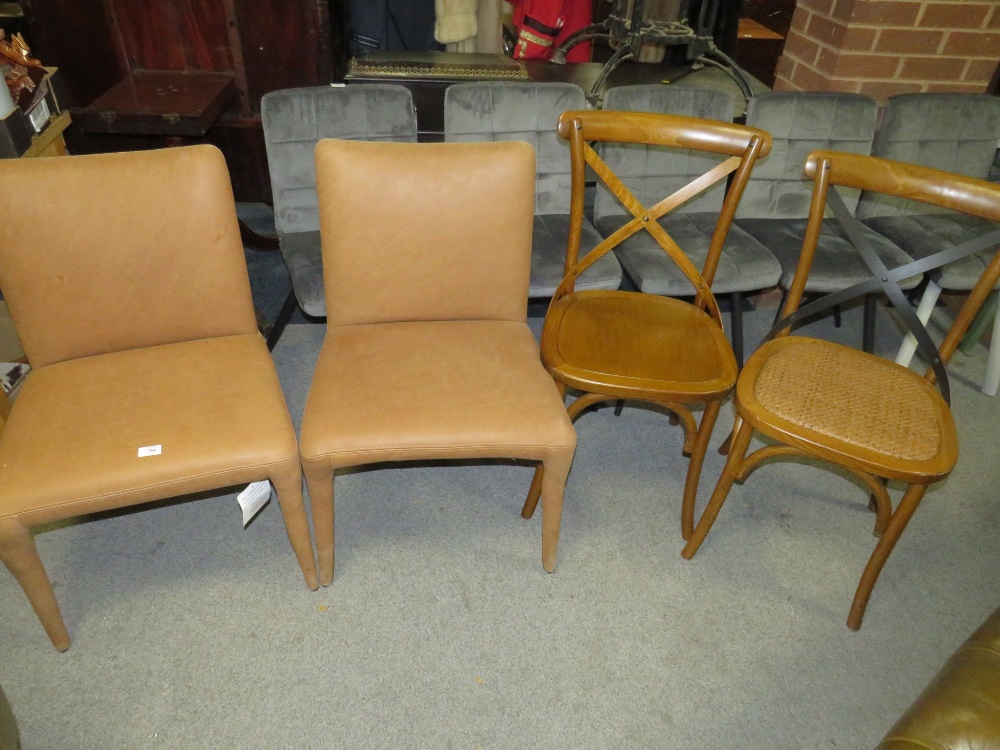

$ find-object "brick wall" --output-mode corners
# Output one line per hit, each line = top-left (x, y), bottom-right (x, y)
(775, 0), (1000, 101)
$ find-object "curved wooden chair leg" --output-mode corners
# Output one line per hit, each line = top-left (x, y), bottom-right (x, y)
(718, 415), (742, 456)
(270, 462), (319, 591)
(847, 483), (928, 630)
(521, 463), (544, 519)
(681, 418), (754, 559)
(681, 399), (722, 541)
(303, 460), (335, 587)
(0, 518), (71, 651)
(539, 450), (573, 573)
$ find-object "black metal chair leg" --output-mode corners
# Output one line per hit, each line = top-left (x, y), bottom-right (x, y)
(730, 291), (744, 370)
(833, 303), (842, 327)
(862, 292), (877, 353)
(614, 400), (625, 416)
(266, 287), (300, 351)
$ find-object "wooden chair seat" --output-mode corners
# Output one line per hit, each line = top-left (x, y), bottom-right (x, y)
(740, 337), (956, 479)
(542, 290), (737, 400)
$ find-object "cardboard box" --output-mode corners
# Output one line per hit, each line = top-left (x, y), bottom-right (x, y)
(0, 67), (65, 159)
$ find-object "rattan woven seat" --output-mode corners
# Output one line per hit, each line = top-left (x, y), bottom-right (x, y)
(682, 149), (1000, 630)
(745, 337), (953, 472)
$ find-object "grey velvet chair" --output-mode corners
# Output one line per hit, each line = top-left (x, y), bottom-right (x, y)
(261, 84), (418, 344)
(443, 81), (623, 298)
(735, 91), (918, 352)
(855, 93), (1000, 393)
(597, 84), (782, 367)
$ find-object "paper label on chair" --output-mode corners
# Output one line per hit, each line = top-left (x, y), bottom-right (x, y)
(137, 444), (162, 457)
(238, 480), (272, 527)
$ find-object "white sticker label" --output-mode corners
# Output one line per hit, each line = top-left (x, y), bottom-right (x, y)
(137, 444), (162, 457)
(28, 98), (50, 132)
(237, 480), (272, 527)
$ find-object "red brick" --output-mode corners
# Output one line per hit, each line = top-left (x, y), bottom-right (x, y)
(831, 0), (859, 22)
(899, 56), (969, 80)
(858, 80), (923, 101)
(816, 46), (841, 74)
(807, 14), (848, 46)
(852, 1), (921, 26)
(924, 81), (990, 94)
(842, 26), (877, 51)
(775, 55), (797, 81)
(782, 29), (823, 66)
(790, 62), (835, 90)
(943, 31), (1000, 57)
(800, 0), (837, 15)
(827, 77), (862, 93)
(989, 4), (1000, 29)
(789, 7), (812, 33)
(876, 29), (944, 54)
(834, 52), (902, 78)
(773, 73), (799, 92)
(965, 58), (1000, 81)
(919, 3), (990, 29)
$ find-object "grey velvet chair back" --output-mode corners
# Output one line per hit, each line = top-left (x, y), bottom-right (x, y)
(596, 85), (736, 221)
(737, 92), (878, 219)
(443, 81), (586, 215)
(857, 93), (1000, 219)
(261, 84), (418, 236)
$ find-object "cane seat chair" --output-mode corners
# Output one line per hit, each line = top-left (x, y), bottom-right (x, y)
(520, 109), (771, 540)
(300, 140), (576, 584)
(682, 150), (1000, 629)
(0, 146), (319, 651)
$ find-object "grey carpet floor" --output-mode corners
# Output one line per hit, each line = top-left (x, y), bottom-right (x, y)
(1, 297), (999, 749)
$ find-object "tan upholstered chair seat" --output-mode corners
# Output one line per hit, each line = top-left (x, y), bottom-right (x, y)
(741, 337), (956, 477)
(0, 334), (299, 524)
(301, 321), (574, 467)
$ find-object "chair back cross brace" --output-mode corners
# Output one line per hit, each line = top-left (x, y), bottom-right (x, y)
(766, 158), (1000, 405)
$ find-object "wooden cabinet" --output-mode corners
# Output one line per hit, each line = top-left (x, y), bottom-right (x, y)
(19, 0), (348, 201)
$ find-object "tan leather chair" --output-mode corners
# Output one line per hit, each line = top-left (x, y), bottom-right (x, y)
(0, 145), (318, 651)
(300, 139), (577, 584)
(876, 606), (1000, 749)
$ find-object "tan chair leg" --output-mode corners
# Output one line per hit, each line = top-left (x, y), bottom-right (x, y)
(0, 518), (71, 651)
(539, 449), (573, 573)
(303, 459), (335, 587)
(847, 483), (928, 630)
(681, 418), (754, 559)
(681, 399), (722, 541)
(270, 461), (319, 591)
(521, 463), (544, 519)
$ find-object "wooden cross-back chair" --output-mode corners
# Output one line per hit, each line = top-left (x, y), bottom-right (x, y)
(521, 110), (771, 540)
(682, 150), (1000, 630)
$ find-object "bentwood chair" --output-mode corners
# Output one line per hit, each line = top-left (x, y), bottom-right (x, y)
(444, 81), (623, 297)
(682, 150), (1000, 629)
(261, 84), (418, 346)
(521, 109), (771, 540)
(735, 92), (918, 352)
(598, 84), (782, 367)
(0, 146), (318, 651)
(300, 140), (576, 584)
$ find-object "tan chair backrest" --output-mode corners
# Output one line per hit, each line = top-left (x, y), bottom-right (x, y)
(314, 139), (535, 327)
(0, 145), (257, 368)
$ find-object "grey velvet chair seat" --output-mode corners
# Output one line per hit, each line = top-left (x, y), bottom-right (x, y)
(736, 217), (922, 293)
(596, 213), (781, 296)
(736, 91), (896, 350)
(531, 214), (621, 296)
(443, 81), (623, 298)
(862, 213), (998, 290)
(597, 84), (782, 366)
(261, 84), (418, 339)
(279, 230), (325, 317)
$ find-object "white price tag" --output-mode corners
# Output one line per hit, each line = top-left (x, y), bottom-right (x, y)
(237, 480), (272, 526)
(137, 444), (162, 457)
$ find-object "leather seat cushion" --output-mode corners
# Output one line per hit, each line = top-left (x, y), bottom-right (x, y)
(299, 320), (575, 467)
(0, 334), (298, 525)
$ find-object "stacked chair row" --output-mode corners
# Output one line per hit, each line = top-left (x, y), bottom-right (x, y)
(1, 95), (999, 653)
(260, 83), (1000, 377)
